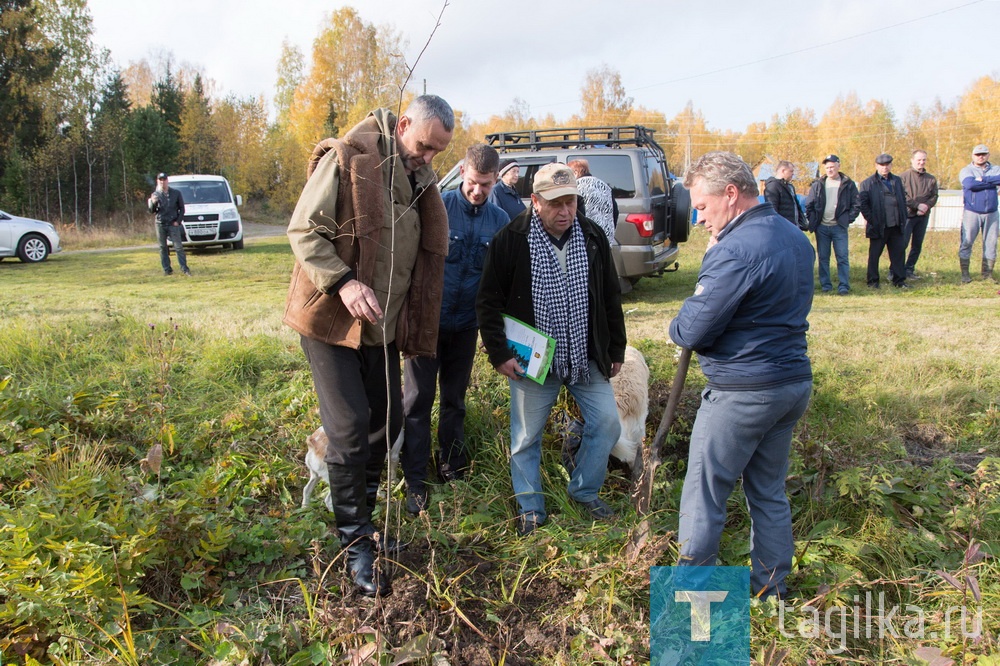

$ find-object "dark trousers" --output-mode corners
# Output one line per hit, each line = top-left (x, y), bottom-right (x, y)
(300, 335), (401, 529)
(866, 225), (907, 287)
(157, 223), (188, 273)
(401, 327), (479, 490)
(903, 214), (929, 273)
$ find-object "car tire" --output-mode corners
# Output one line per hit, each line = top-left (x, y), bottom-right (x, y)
(17, 233), (50, 263)
(233, 238), (244, 250)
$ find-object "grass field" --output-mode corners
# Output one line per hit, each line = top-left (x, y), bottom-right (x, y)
(1, 225), (998, 665)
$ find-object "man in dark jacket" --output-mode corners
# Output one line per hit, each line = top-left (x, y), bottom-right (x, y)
(763, 160), (806, 229)
(401, 144), (509, 514)
(899, 150), (939, 279)
(477, 163), (626, 537)
(670, 151), (814, 599)
(859, 153), (910, 289)
(805, 155), (860, 294)
(147, 173), (190, 276)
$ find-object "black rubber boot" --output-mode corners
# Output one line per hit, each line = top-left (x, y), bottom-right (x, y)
(339, 524), (390, 597)
(983, 259), (995, 281)
(961, 258), (972, 284)
(327, 462), (391, 597)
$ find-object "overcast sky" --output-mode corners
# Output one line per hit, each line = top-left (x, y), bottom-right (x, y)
(87, 0), (999, 132)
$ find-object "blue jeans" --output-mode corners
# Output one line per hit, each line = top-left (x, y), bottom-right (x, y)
(815, 224), (849, 292)
(677, 379), (812, 597)
(157, 223), (188, 273)
(508, 359), (620, 521)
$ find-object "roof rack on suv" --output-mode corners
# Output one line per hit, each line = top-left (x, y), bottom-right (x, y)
(486, 126), (663, 153)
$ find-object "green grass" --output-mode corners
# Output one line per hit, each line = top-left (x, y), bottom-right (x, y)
(0, 229), (998, 664)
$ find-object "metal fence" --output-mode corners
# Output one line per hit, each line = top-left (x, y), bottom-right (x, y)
(927, 190), (964, 231)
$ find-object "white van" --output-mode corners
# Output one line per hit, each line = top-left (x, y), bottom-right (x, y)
(167, 174), (244, 250)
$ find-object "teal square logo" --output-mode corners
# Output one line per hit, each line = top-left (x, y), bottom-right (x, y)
(650, 566), (750, 665)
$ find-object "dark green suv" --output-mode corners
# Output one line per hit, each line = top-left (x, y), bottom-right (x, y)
(439, 126), (690, 292)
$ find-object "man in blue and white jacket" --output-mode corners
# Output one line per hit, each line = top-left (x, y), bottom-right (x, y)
(401, 144), (510, 514)
(669, 151), (815, 599)
(959, 144), (1000, 282)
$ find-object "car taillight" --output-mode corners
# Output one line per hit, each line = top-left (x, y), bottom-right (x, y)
(625, 213), (655, 238)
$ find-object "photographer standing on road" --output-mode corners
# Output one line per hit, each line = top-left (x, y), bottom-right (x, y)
(148, 173), (190, 276)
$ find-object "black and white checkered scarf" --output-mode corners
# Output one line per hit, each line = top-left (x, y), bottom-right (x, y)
(528, 211), (590, 384)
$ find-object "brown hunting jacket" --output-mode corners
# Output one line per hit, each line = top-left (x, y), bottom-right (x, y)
(283, 110), (449, 356)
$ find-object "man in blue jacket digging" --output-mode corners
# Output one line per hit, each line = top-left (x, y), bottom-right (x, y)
(670, 151), (815, 600)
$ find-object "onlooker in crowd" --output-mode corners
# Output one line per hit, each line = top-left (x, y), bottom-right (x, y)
(764, 160), (806, 230)
(476, 163), (626, 537)
(805, 155), (859, 295)
(283, 95), (454, 596)
(669, 151), (814, 599)
(147, 173), (190, 276)
(489, 159), (526, 221)
(859, 153), (910, 289)
(958, 144), (1000, 282)
(568, 159), (617, 244)
(899, 150), (939, 280)
(401, 144), (509, 514)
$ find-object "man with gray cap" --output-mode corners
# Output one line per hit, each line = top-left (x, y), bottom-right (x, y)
(477, 162), (626, 537)
(958, 144), (1000, 282)
(859, 153), (910, 289)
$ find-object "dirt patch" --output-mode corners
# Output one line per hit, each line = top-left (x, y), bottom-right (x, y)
(242, 221), (287, 239)
(903, 423), (986, 472)
(646, 378), (698, 464)
(303, 543), (577, 665)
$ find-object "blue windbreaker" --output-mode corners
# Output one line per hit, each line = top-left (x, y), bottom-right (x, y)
(669, 203), (814, 390)
(439, 189), (509, 332)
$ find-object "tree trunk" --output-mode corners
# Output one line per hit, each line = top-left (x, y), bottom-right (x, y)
(72, 154), (79, 227)
(122, 147), (132, 228)
(86, 139), (93, 226)
(56, 164), (64, 223)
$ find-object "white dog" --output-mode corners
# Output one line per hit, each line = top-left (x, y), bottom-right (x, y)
(609, 345), (651, 473)
(303, 347), (651, 505)
(301, 426), (404, 510)
(560, 345), (651, 477)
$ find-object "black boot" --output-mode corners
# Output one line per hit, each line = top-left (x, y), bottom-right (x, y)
(961, 258), (972, 284)
(338, 524), (390, 597)
(327, 462), (391, 597)
(984, 259), (995, 281)
(362, 451), (406, 553)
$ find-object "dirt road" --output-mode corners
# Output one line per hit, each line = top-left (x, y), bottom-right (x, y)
(62, 221), (286, 255)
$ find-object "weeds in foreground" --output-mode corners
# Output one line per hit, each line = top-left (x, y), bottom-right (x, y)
(1, 232), (999, 664)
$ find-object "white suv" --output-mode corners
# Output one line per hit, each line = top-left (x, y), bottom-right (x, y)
(167, 175), (244, 250)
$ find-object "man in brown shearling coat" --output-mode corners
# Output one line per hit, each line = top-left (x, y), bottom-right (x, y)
(284, 95), (454, 597)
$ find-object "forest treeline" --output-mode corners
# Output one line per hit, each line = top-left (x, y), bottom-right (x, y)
(2, 0), (998, 227)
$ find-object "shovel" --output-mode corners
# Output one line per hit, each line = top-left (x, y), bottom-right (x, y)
(627, 346), (692, 560)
